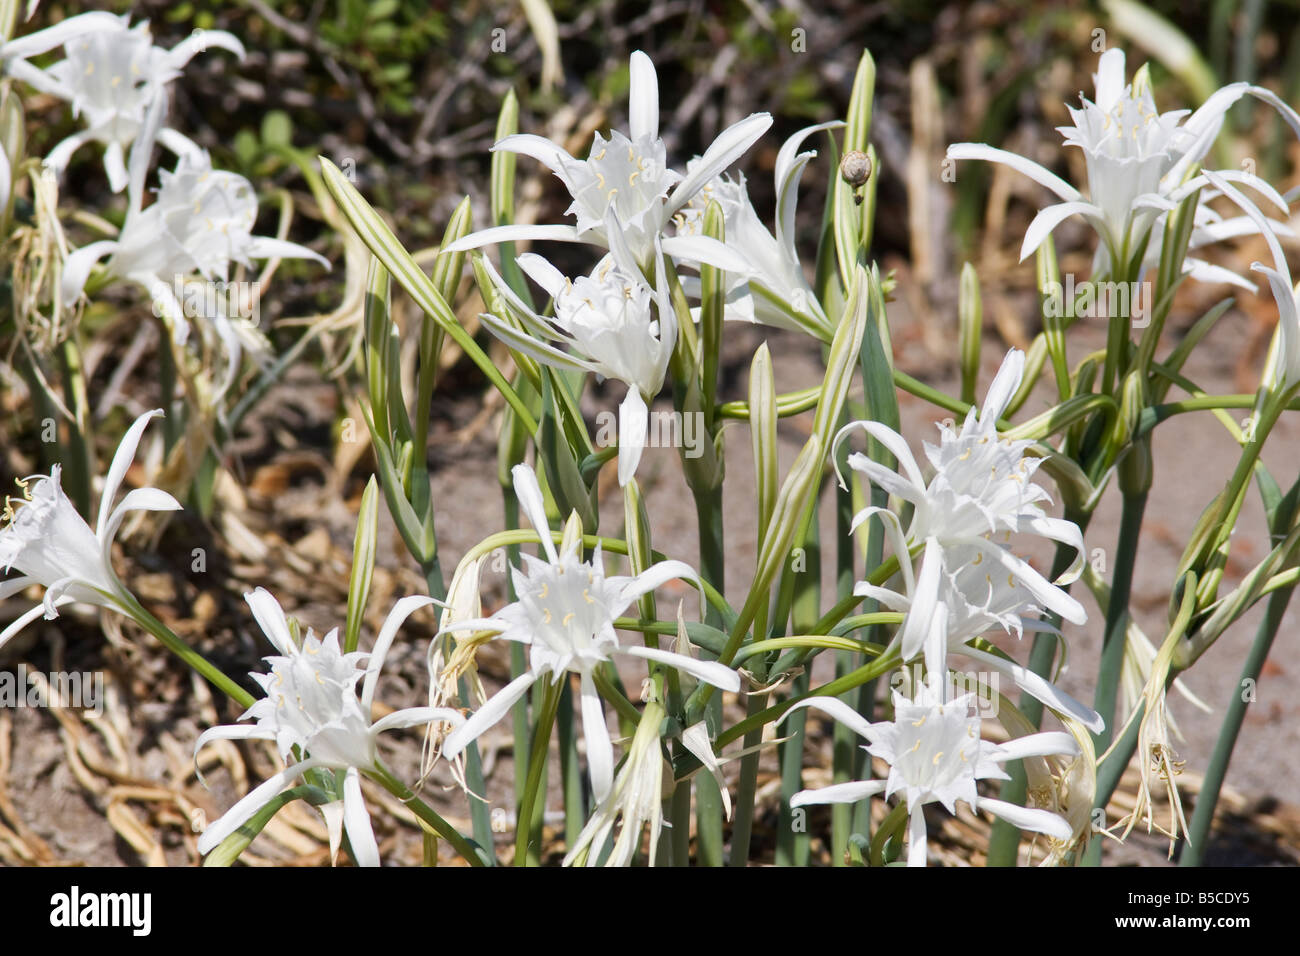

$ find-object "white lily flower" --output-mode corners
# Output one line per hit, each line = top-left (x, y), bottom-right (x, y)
(783, 686), (1078, 866)
(947, 48), (1300, 274)
(444, 50), (769, 273)
(478, 210), (674, 485)
(61, 94), (327, 398)
(0, 409), (180, 650)
(838, 348), (1088, 584)
(836, 349), (1100, 730)
(439, 464), (739, 802)
(194, 588), (464, 867)
(863, 536), (1103, 733)
(675, 121), (844, 338)
(2, 14), (245, 192)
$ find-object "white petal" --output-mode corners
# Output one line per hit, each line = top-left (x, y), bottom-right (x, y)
(95, 409), (164, 538)
(627, 51), (659, 142)
(361, 596), (438, 713)
(660, 235), (755, 276)
(955, 644), (1104, 733)
(1019, 201), (1104, 261)
(665, 113), (773, 218)
(907, 803), (928, 867)
(196, 758), (323, 855)
(442, 671), (539, 760)
(370, 706), (465, 735)
(244, 587), (296, 656)
(618, 645), (739, 691)
(982, 348), (1025, 426)
(443, 223), (582, 255)
(617, 388), (649, 487)
(977, 796), (1073, 840)
(789, 779), (886, 807)
(580, 672), (614, 803)
(511, 463), (558, 563)
(945, 143), (1081, 203)
(342, 768), (381, 867)
(991, 731), (1078, 762)
(779, 696), (877, 742)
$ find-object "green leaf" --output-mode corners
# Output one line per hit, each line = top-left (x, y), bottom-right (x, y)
(344, 477), (380, 654)
(320, 157), (537, 435)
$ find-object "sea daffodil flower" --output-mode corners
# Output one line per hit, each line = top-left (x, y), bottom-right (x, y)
(0, 409), (180, 650)
(783, 687), (1079, 867)
(477, 209), (673, 485)
(675, 121), (844, 339)
(946, 48), (1300, 274)
(194, 588), (464, 867)
(438, 463), (739, 802)
(61, 94), (327, 398)
(1, 13), (245, 191)
(443, 50), (769, 274)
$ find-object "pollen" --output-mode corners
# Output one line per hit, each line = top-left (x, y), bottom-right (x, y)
(562, 612), (575, 626)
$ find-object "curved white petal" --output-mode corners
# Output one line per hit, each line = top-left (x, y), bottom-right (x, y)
(666, 113), (773, 218)
(977, 796), (1072, 840)
(779, 695), (877, 742)
(443, 223), (582, 255)
(945, 143), (1081, 203)
(1019, 201), (1104, 261)
(789, 779), (886, 807)
(196, 757), (325, 855)
(370, 706), (465, 735)
(618, 645), (739, 691)
(95, 409), (164, 538)
(955, 643), (1104, 733)
(361, 595), (438, 713)
(511, 463), (558, 563)
(442, 671), (539, 760)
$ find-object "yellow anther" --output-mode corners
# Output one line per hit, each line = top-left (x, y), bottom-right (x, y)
(629, 170), (640, 186)
(932, 751), (945, 765)
(595, 172), (606, 190)
(562, 612), (575, 626)
(911, 714), (928, 728)
(539, 583), (548, 599)
(543, 609), (552, 624)
(593, 147), (607, 161)
(908, 740), (922, 753)
(582, 589), (594, 604)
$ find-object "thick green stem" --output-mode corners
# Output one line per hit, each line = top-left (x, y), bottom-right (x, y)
(691, 487), (726, 866)
(515, 677), (562, 866)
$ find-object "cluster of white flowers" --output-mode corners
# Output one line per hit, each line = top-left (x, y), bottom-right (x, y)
(2, 12), (326, 401)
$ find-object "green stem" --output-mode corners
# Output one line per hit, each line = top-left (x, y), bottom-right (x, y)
(125, 597), (254, 709)
(691, 487), (726, 866)
(1180, 582), (1295, 865)
(515, 677), (562, 866)
(368, 761), (489, 867)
